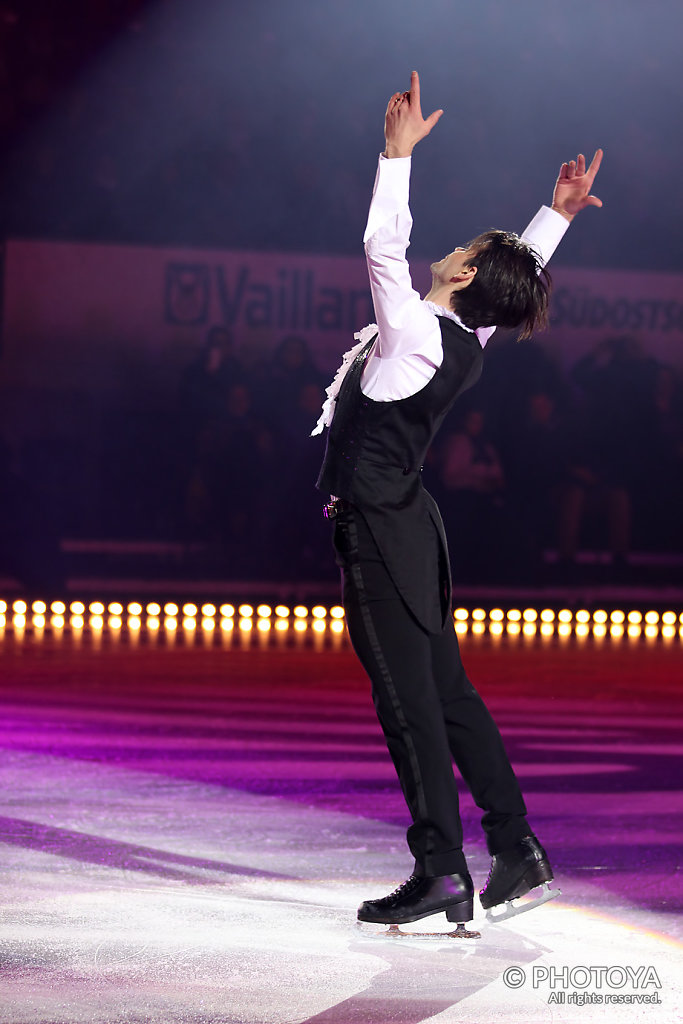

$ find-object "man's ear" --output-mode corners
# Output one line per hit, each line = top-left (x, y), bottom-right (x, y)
(449, 265), (477, 289)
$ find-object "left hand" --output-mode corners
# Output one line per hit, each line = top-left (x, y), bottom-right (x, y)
(552, 150), (604, 222)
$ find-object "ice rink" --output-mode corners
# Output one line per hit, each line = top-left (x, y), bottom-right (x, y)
(1, 614), (681, 1023)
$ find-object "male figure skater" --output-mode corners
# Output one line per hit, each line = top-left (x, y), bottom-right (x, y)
(313, 72), (603, 927)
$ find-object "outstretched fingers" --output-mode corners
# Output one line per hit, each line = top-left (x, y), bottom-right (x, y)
(585, 148), (604, 184)
(409, 69), (420, 108)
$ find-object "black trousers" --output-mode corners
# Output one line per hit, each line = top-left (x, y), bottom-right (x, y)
(333, 504), (531, 878)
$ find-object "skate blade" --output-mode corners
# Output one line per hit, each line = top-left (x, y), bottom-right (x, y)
(355, 920), (481, 940)
(485, 882), (561, 924)
(386, 923), (481, 940)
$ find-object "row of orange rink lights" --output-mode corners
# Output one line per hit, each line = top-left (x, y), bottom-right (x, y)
(452, 606), (682, 640)
(0, 600), (347, 636)
(0, 601), (681, 641)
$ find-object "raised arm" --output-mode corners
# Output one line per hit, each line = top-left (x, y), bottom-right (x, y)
(363, 73), (445, 363)
(477, 149), (604, 347)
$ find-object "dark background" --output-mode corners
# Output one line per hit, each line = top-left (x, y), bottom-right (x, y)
(0, 0), (681, 593)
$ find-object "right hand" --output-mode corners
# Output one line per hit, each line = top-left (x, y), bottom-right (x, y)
(384, 71), (443, 159)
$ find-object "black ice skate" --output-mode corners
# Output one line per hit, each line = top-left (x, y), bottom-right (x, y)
(479, 836), (560, 922)
(357, 872), (480, 937)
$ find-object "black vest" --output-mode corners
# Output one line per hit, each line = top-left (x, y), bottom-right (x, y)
(318, 316), (483, 632)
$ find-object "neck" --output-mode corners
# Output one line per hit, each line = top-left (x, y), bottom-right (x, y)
(424, 282), (456, 309)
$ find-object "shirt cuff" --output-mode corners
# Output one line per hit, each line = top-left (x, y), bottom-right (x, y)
(521, 205), (570, 267)
(363, 154), (412, 245)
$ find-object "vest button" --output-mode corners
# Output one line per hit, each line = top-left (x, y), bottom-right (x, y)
(402, 467), (410, 475)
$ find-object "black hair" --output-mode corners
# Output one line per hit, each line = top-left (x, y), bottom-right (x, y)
(452, 230), (551, 341)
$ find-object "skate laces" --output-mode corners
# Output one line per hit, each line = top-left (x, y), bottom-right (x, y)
(387, 875), (421, 900)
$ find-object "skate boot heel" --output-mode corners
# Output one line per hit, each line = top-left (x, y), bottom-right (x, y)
(445, 898), (474, 924)
(524, 861), (554, 890)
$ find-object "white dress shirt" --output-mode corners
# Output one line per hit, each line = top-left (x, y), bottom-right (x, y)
(312, 154), (569, 436)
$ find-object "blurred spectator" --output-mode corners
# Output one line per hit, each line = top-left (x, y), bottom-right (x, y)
(563, 335), (658, 574)
(637, 364), (683, 548)
(178, 326), (245, 436)
(184, 381), (272, 574)
(435, 408), (506, 581)
(274, 380), (331, 579)
(259, 334), (323, 425)
(502, 391), (576, 581)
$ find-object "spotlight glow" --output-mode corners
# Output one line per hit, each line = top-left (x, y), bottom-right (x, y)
(219, 604), (235, 618)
